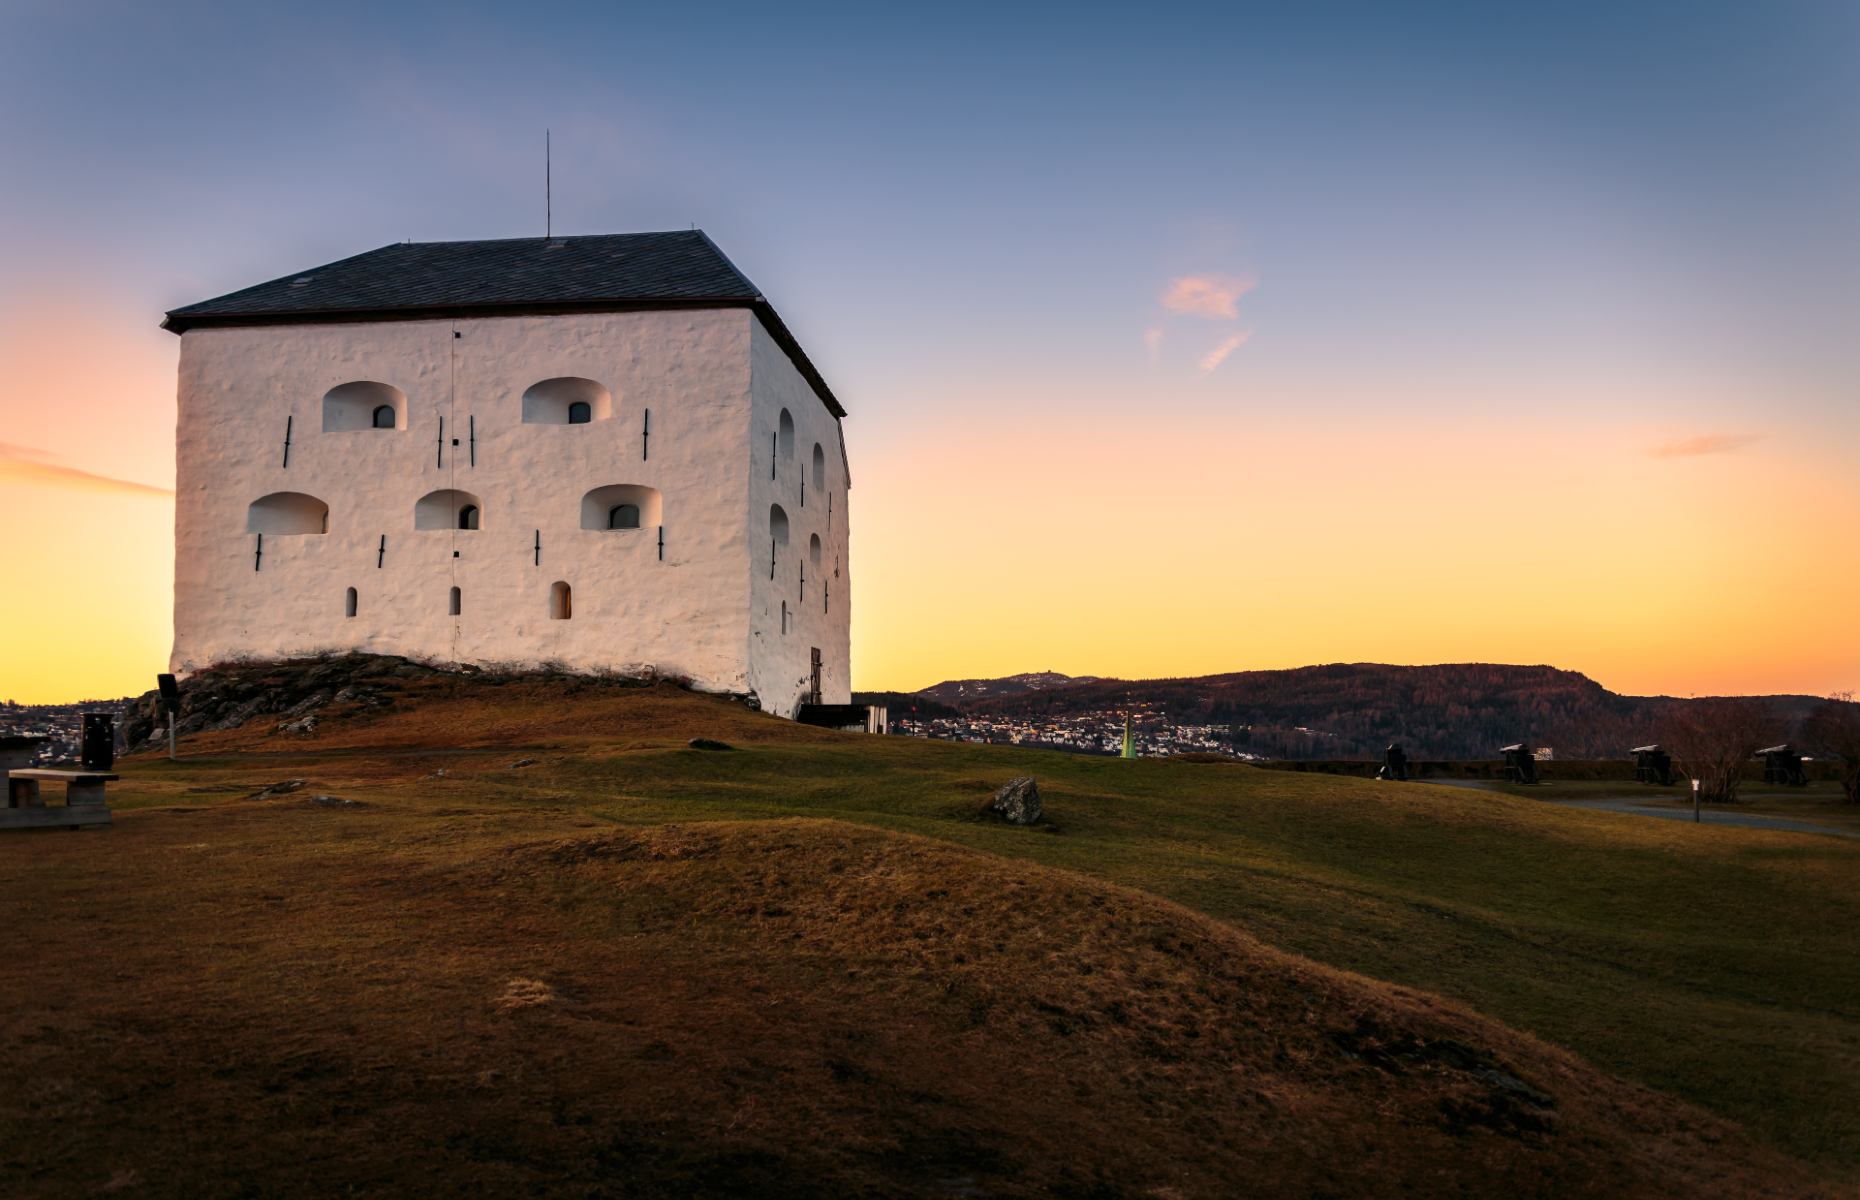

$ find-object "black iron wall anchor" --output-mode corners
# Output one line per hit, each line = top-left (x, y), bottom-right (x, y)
(436, 416), (445, 468)
(657, 526), (664, 561)
(377, 535), (386, 568)
(281, 415), (293, 468)
(533, 529), (541, 566)
(253, 532), (263, 571)
(642, 408), (650, 461)
(469, 415), (476, 466)
(771, 432), (777, 479)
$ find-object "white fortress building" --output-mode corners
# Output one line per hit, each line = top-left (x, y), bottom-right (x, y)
(162, 232), (850, 717)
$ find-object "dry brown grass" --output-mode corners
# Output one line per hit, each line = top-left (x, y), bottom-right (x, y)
(1, 791), (1837, 1198)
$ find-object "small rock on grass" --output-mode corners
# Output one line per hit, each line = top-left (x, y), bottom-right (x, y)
(983, 776), (1043, 825)
(687, 738), (734, 751)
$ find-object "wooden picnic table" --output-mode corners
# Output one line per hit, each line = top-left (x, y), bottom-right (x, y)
(3, 768), (116, 830)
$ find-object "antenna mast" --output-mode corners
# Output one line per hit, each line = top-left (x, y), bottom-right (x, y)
(545, 129), (552, 238)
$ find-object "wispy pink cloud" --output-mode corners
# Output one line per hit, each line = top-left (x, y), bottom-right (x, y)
(1198, 331), (1252, 376)
(0, 442), (172, 497)
(1646, 433), (1763, 459)
(1142, 325), (1164, 362)
(1161, 274), (1254, 319)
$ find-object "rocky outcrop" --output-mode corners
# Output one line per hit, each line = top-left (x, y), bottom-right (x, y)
(121, 654), (742, 754)
(984, 776), (1043, 825)
(122, 655), (421, 752)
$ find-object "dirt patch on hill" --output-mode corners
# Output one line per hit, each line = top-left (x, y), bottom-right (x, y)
(0, 807), (1836, 1198)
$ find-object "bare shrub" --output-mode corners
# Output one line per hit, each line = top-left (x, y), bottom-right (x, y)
(1656, 699), (1780, 804)
(1801, 692), (1860, 804)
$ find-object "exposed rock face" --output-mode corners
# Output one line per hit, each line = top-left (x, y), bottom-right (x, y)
(123, 654), (420, 751)
(122, 654), (748, 754)
(985, 776), (1043, 825)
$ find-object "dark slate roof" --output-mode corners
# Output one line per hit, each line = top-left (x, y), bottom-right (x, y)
(163, 231), (844, 416)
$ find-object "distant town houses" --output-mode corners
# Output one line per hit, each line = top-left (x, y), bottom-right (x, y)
(889, 705), (1261, 759)
(0, 699), (132, 765)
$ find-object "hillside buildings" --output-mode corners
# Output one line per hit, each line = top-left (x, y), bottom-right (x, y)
(162, 233), (849, 717)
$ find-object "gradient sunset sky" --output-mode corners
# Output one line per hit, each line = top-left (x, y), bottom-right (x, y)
(2, 1), (1856, 703)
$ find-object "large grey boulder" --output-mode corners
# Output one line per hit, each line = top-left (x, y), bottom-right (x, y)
(985, 776), (1043, 825)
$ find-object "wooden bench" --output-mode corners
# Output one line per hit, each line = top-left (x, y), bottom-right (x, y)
(2, 769), (116, 830)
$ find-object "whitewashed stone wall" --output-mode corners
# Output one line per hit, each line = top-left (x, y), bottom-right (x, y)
(746, 320), (852, 714)
(171, 308), (851, 716)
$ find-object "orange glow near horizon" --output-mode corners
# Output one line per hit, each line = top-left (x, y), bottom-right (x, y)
(849, 410), (1860, 701)
(2, 306), (1857, 705)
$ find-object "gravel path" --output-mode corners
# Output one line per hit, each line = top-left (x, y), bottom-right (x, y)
(1547, 797), (1858, 838)
(1419, 778), (1858, 839)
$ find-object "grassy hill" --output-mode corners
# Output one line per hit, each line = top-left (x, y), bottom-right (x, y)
(7, 661), (1858, 1196)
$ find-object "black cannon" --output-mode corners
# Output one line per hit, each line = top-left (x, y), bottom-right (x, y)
(1375, 744), (1409, 782)
(1632, 744), (1675, 786)
(1756, 744), (1808, 787)
(1500, 742), (1541, 785)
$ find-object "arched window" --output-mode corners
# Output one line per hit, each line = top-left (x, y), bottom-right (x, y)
(322, 381), (404, 432)
(344, 587), (358, 618)
(579, 484), (661, 530)
(414, 489), (483, 530)
(550, 581), (572, 620)
(448, 586), (462, 616)
(812, 443), (826, 490)
(777, 409), (795, 460)
(522, 377), (613, 424)
(769, 503), (790, 580)
(247, 492), (329, 535)
(809, 533), (822, 568)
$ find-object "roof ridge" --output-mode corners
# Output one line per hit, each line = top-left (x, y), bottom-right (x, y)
(395, 230), (702, 247)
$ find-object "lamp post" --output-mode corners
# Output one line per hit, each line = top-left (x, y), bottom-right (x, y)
(1692, 778), (1701, 823)
(156, 674), (180, 761)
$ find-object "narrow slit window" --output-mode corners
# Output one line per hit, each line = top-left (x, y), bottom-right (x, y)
(448, 586), (462, 616)
(550, 581), (572, 619)
(344, 587), (358, 618)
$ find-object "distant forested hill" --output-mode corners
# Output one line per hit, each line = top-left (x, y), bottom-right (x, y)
(910, 663), (1824, 759)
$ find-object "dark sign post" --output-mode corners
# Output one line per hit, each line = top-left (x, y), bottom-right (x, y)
(157, 674), (181, 761)
(80, 713), (115, 771)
